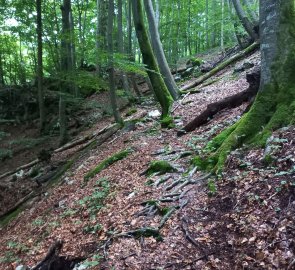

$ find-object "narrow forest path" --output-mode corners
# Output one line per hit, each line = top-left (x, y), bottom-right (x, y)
(1, 51), (294, 270)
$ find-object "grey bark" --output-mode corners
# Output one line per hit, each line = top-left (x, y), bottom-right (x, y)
(259, 0), (279, 87)
(144, 0), (179, 100)
(118, 0), (131, 94)
(107, 0), (123, 124)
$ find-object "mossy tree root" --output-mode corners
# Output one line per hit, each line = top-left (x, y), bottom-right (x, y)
(197, 82), (295, 173)
(84, 148), (132, 182)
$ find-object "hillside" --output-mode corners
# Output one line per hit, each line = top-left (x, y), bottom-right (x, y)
(0, 49), (294, 270)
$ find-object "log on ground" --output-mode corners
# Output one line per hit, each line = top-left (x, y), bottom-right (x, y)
(178, 68), (260, 134)
(180, 42), (259, 92)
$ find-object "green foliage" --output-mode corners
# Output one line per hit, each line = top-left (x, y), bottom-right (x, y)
(0, 148), (13, 161)
(79, 254), (103, 268)
(83, 224), (102, 234)
(207, 179), (217, 196)
(145, 160), (177, 176)
(32, 218), (45, 226)
(84, 149), (132, 182)
(79, 178), (110, 217)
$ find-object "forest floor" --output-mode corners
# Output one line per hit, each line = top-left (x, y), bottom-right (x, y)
(0, 50), (294, 270)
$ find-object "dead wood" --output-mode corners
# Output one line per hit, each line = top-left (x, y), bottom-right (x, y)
(180, 42), (259, 91)
(31, 240), (63, 270)
(0, 159), (39, 180)
(31, 240), (84, 270)
(54, 123), (118, 153)
(0, 191), (35, 219)
(178, 68), (260, 135)
(0, 124), (120, 181)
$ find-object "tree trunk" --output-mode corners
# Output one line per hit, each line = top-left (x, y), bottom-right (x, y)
(131, 0), (173, 119)
(59, 0), (72, 145)
(205, 0), (295, 172)
(108, 0), (123, 124)
(36, 0), (45, 133)
(118, 0), (131, 95)
(144, 0), (180, 100)
(231, 0), (258, 41)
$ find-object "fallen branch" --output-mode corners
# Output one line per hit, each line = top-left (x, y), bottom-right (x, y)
(0, 191), (35, 220)
(159, 207), (176, 229)
(54, 123), (118, 153)
(0, 159), (39, 180)
(0, 124), (121, 181)
(180, 42), (259, 91)
(178, 68), (260, 134)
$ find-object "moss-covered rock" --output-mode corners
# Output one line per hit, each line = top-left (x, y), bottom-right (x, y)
(145, 160), (177, 176)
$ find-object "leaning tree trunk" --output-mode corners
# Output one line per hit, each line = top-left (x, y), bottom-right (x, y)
(231, 0), (258, 41)
(205, 0), (295, 172)
(144, 0), (180, 100)
(131, 0), (173, 119)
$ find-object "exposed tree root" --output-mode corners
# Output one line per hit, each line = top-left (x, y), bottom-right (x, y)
(178, 68), (260, 135)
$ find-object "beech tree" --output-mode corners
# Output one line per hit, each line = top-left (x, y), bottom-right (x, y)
(131, 0), (173, 121)
(108, 0), (123, 124)
(204, 0), (295, 171)
(144, 0), (180, 100)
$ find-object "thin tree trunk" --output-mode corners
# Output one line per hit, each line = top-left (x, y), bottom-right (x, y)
(118, 0), (131, 95)
(144, 0), (179, 100)
(108, 0), (123, 124)
(231, 0), (258, 41)
(36, 0), (45, 133)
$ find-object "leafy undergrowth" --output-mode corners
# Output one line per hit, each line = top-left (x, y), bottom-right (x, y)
(0, 51), (294, 269)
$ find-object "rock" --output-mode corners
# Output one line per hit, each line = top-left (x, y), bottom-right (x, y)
(148, 110), (161, 119)
(182, 67), (195, 78)
(73, 264), (88, 270)
(174, 74), (182, 82)
(200, 62), (213, 73)
(15, 265), (28, 270)
(234, 61), (254, 73)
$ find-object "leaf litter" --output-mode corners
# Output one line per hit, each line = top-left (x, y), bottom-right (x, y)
(0, 51), (294, 270)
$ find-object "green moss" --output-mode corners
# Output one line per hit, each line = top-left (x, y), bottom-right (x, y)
(84, 149), (132, 182)
(190, 57), (202, 67)
(125, 107), (138, 117)
(145, 160), (176, 176)
(160, 116), (175, 128)
(0, 207), (23, 228)
(263, 154), (274, 166)
(133, 227), (162, 240)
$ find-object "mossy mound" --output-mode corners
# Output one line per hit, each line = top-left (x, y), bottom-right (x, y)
(160, 116), (175, 129)
(84, 149), (132, 182)
(145, 160), (177, 176)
